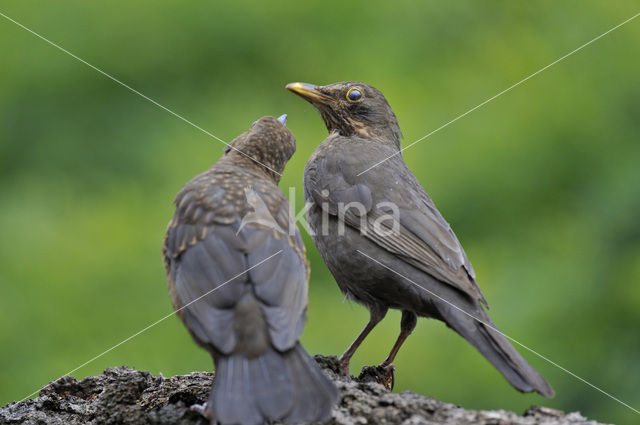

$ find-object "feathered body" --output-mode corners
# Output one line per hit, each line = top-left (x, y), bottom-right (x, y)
(163, 116), (338, 425)
(288, 81), (553, 397)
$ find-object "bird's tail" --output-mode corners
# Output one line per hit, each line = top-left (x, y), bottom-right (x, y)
(208, 343), (339, 425)
(437, 300), (554, 397)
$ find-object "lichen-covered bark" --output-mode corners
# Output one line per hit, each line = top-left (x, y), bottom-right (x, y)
(1, 356), (609, 425)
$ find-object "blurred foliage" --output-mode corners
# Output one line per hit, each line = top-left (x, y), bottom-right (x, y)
(1, 1), (639, 423)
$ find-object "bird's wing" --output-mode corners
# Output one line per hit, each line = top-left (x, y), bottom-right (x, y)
(304, 140), (487, 306)
(164, 178), (308, 355)
(245, 226), (309, 351)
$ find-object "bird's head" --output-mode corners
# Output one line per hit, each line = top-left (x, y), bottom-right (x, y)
(224, 114), (295, 183)
(286, 81), (402, 148)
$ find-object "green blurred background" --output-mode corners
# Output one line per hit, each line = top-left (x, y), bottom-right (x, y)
(1, 1), (639, 423)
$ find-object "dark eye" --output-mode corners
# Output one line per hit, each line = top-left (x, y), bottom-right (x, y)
(346, 88), (363, 102)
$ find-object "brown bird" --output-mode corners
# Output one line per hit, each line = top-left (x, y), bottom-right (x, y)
(163, 115), (338, 425)
(287, 81), (554, 397)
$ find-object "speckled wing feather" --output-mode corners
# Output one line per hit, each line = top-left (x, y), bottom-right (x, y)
(304, 135), (487, 307)
(164, 166), (309, 355)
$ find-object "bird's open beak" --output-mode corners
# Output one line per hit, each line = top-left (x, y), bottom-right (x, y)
(286, 82), (336, 104)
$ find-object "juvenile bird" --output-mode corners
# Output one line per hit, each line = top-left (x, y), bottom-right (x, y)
(287, 81), (554, 397)
(163, 115), (338, 425)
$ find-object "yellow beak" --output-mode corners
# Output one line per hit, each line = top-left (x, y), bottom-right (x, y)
(286, 82), (336, 104)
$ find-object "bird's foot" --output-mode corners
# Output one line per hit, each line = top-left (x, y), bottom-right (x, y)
(380, 362), (395, 391)
(338, 359), (351, 376)
(190, 402), (212, 420)
(357, 363), (395, 391)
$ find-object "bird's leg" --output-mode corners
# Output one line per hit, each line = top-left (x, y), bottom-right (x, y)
(339, 305), (387, 376)
(380, 310), (417, 368)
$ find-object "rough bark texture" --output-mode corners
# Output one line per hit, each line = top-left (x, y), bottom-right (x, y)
(1, 356), (608, 425)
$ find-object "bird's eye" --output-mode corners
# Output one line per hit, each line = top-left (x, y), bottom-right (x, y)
(346, 88), (363, 102)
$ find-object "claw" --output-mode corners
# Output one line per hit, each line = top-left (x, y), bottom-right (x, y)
(381, 363), (395, 391)
(356, 363), (395, 391)
(190, 402), (211, 420)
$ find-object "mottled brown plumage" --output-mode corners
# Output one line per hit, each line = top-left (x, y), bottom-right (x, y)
(163, 115), (338, 425)
(287, 81), (554, 397)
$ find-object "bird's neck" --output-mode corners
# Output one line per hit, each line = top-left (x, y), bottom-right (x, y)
(221, 154), (282, 185)
(333, 125), (402, 151)
(325, 112), (402, 151)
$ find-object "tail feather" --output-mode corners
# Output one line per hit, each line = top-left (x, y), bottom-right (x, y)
(439, 300), (554, 397)
(211, 355), (264, 425)
(285, 344), (340, 423)
(209, 343), (339, 425)
(252, 349), (295, 420)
